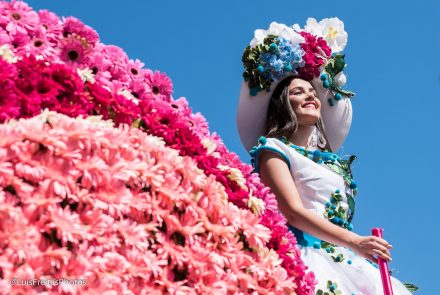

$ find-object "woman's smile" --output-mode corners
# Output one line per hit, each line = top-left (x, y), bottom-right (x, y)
(302, 102), (318, 109)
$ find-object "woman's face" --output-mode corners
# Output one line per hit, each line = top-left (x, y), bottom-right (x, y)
(288, 78), (321, 126)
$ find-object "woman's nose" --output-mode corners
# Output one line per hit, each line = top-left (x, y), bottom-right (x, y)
(305, 92), (316, 101)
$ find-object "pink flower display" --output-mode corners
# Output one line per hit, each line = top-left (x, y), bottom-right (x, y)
(0, 1), (316, 293)
(0, 112), (297, 294)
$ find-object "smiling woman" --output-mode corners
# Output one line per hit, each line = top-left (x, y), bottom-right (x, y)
(237, 19), (416, 294)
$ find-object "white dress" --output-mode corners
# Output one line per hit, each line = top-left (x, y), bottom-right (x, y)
(251, 137), (412, 295)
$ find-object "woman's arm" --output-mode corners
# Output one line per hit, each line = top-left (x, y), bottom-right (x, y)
(258, 151), (393, 263)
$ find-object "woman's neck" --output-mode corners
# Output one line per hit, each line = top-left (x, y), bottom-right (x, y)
(288, 125), (316, 149)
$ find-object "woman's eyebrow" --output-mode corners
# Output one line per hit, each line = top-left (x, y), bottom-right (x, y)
(290, 87), (304, 91)
(289, 87), (315, 92)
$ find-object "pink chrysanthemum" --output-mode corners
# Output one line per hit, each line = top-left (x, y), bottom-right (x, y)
(127, 58), (144, 79)
(101, 44), (130, 82)
(18, 28), (60, 59)
(38, 10), (62, 44)
(8, 28), (30, 50)
(83, 43), (112, 83)
(144, 70), (173, 101)
(0, 0), (38, 35)
(62, 16), (99, 47)
(59, 36), (89, 66)
(0, 27), (11, 43)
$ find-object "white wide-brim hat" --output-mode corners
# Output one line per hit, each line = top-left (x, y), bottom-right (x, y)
(236, 76), (352, 153)
(236, 18), (354, 153)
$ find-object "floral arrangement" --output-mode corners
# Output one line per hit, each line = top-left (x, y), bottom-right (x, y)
(0, 1), (317, 294)
(0, 112), (298, 294)
(242, 18), (354, 98)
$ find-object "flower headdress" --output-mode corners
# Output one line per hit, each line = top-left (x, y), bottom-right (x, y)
(237, 18), (355, 153)
(242, 18), (354, 105)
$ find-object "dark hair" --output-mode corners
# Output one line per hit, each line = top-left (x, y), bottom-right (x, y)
(264, 76), (332, 151)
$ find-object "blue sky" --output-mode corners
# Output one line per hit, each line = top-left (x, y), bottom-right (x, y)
(26, 0), (440, 292)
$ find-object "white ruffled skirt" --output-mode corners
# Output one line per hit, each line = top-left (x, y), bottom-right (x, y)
(299, 246), (412, 295)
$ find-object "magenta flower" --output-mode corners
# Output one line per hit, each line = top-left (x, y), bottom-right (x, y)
(60, 36), (90, 66)
(298, 31), (331, 80)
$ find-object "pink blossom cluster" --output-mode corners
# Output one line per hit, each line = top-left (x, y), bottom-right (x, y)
(0, 112), (299, 294)
(0, 55), (143, 125)
(0, 0), (172, 103)
(297, 31), (332, 81)
(0, 1), (316, 293)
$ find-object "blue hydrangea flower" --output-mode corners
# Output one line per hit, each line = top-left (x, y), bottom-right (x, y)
(259, 38), (304, 81)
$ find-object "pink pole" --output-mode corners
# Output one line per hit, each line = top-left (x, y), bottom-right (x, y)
(372, 228), (394, 295)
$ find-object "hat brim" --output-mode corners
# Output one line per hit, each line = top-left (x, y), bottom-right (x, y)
(236, 77), (352, 153)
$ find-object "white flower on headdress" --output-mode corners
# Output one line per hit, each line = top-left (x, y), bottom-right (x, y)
(268, 22), (304, 44)
(250, 29), (268, 48)
(304, 17), (348, 52)
(250, 22), (304, 48)
(334, 72), (347, 87)
(291, 23), (303, 32)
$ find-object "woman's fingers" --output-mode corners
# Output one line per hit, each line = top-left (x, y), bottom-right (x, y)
(371, 248), (392, 262)
(352, 235), (393, 263)
(373, 236), (392, 249)
(372, 242), (392, 258)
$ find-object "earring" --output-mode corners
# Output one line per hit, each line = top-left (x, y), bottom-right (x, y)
(307, 127), (319, 149)
(317, 129), (327, 150)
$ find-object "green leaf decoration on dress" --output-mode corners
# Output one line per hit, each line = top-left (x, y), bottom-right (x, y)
(321, 241), (336, 253)
(340, 155), (356, 177)
(316, 280), (342, 295)
(331, 253), (345, 263)
(346, 193), (355, 223)
(325, 156), (357, 196)
(325, 162), (354, 190)
(403, 283), (419, 293)
(330, 156), (355, 180)
(324, 190), (354, 232)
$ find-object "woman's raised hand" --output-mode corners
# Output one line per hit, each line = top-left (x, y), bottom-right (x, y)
(350, 235), (393, 264)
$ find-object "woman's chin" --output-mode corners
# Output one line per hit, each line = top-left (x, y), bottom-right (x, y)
(297, 114), (320, 126)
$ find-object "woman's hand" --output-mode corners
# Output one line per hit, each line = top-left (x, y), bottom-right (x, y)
(349, 235), (393, 264)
